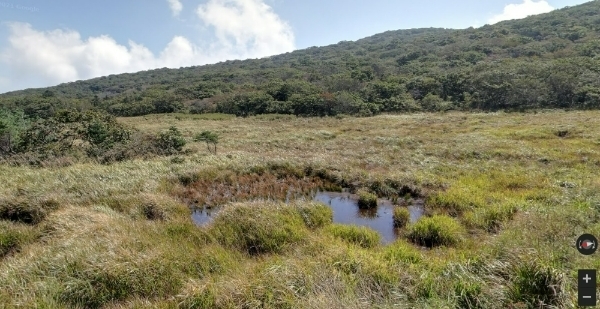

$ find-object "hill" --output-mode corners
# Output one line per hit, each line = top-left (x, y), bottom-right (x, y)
(1, 1), (600, 117)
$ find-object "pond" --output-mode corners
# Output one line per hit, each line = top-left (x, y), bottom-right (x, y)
(314, 191), (424, 244)
(191, 191), (425, 244)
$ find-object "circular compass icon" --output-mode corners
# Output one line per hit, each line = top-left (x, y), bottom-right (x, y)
(577, 234), (598, 255)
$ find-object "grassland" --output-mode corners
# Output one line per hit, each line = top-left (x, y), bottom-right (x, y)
(1, 110), (599, 308)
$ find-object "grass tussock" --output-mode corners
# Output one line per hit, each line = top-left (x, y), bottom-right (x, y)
(295, 202), (333, 229)
(393, 207), (411, 228)
(208, 201), (309, 254)
(407, 215), (465, 247)
(454, 281), (485, 309)
(325, 224), (380, 248)
(357, 190), (378, 209)
(506, 261), (567, 308)
(57, 255), (183, 309)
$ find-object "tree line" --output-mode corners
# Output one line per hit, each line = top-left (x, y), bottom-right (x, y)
(1, 1), (600, 117)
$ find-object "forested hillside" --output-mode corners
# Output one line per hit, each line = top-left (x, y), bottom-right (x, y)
(1, 1), (600, 117)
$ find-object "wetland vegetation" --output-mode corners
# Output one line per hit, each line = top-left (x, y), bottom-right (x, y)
(0, 111), (598, 308)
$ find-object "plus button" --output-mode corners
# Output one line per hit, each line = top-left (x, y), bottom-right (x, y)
(583, 274), (592, 284)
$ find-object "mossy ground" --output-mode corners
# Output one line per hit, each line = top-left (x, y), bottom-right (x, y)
(0, 111), (599, 307)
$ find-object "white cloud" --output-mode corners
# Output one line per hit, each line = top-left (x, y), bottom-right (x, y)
(197, 0), (295, 59)
(0, 0), (295, 93)
(167, 0), (183, 16)
(488, 0), (554, 24)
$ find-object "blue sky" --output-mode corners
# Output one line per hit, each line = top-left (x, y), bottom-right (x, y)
(0, 0), (591, 93)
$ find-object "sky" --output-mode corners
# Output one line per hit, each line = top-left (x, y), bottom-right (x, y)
(0, 0), (592, 94)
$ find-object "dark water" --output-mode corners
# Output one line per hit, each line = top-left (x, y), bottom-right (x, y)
(191, 192), (424, 244)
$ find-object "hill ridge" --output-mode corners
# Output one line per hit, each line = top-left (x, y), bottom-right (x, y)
(1, 0), (599, 116)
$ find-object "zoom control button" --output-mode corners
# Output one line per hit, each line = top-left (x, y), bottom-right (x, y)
(578, 270), (597, 307)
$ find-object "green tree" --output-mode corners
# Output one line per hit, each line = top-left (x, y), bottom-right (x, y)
(194, 131), (219, 154)
(0, 109), (28, 153)
(0, 120), (10, 153)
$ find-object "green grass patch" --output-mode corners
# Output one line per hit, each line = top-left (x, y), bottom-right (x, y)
(209, 202), (308, 254)
(357, 190), (378, 209)
(463, 202), (519, 232)
(407, 215), (465, 247)
(177, 281), (217, 309)
(393, 207), (411, 228)
(325, 224), (380, 248)
(381, 240), (422, 264)
(295, 202), (333, 229)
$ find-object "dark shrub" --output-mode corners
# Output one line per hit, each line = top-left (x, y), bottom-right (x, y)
(156, 126), (186, 155)
(141, 202), (166, 221)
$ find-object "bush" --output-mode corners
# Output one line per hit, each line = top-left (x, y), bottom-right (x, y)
(393, 207), (411, 228)
(156, 126), (186, 155)
(407, 215), (465, 247)
(326, 224), (380, 248)
(357, 190), (378, 209)
(209, 202), (308, 254)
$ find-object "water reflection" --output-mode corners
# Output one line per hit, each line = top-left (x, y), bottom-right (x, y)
(313, 192), (424, 244)
(191, 205), (216, 225)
